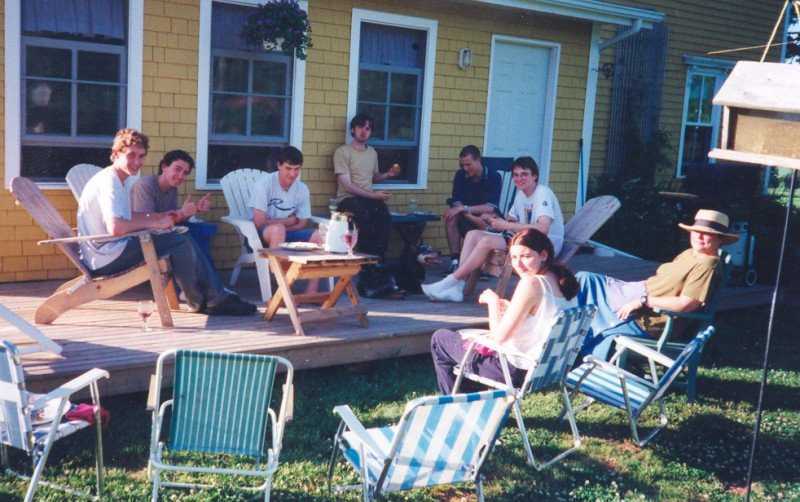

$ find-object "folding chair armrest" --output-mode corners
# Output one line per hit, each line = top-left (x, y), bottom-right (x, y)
(582, 355), (628, 380)
(613, 336), (675, 368)
(652, 307), (712, 322)
(332, 405), (388, 458)
(31, 368), (109, 410)
(473, 335), (529, 362)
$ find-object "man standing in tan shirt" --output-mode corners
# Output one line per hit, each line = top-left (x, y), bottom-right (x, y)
(333, 113), (400, 261)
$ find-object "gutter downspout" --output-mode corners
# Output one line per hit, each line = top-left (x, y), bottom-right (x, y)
(577, 18), (645, 209)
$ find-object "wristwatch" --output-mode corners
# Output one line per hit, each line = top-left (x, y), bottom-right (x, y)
(463, 205), (470, 214)
(639, 293), (648, 308)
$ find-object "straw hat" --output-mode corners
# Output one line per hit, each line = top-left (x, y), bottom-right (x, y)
(678, 209), (739, 244)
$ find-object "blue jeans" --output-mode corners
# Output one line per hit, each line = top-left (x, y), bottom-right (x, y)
(286, 228), (314, 242)
(92, 232), (227, 312)
(576, 271), (649, 360)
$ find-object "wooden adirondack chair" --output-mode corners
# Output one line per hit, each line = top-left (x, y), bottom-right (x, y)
(65, 164), (102, 201)
(465, 195), (621, 298)
(10, 177), (177, 326)
(220, 169), (272, 303)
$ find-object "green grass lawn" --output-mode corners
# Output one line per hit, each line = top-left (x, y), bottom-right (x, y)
(1, 306), (799, 501)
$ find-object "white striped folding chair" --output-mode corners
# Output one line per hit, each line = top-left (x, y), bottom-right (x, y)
(566, 326), (715, 447)
(453, 305), (596, 470)
(0, 340), (108, 502)
(148, 349), (294, 502)
(327, 389), (515, 502)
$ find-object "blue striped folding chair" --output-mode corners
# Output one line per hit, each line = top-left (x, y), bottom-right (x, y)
(327, 389), (515, 502)
(453, 305), (596, 470)
(148, 349), (294, 502)
(566, 326), (715, 447)
(0, 340), (108, 502)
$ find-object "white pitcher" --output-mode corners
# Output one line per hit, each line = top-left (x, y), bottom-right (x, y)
(324, 211), (350, 253)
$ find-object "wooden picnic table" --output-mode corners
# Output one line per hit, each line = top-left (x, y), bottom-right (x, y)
(260, 248), (378, 336)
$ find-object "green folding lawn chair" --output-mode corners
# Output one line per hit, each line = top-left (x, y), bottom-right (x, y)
(148, 349), (294, 502)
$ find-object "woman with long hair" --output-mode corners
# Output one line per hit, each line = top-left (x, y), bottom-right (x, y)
(430, 228), (579, 394)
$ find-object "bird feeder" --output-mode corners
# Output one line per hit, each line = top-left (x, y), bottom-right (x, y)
(708, 61), (800, 170)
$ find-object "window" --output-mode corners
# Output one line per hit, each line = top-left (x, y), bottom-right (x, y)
(14, 0), (128, 183)
(347, 10), (437, 189)
(676, 59), (732, 177)
(196, 1), (305, 187)
(207, 2), (292, 181)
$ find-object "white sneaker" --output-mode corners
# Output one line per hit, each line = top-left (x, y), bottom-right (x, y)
(426, 279), (465, 302)
(421, 275), (457, 300)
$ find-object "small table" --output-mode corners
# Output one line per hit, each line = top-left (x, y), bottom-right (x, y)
(391, 211), (439, 261)
(260, 248), (378, 336)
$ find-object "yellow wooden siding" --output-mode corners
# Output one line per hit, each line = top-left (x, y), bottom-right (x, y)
(589, 0), (785, 186)
(1, 0), (592, 281)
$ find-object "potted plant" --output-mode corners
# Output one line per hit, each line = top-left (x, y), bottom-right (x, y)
(241, 0), (312, 60)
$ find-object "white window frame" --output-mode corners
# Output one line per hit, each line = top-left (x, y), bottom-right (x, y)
(346, 9), (438, 190)
(196, 0), (306, 190)
(4, 0), (143, 190)
(675, 57), (733, 178)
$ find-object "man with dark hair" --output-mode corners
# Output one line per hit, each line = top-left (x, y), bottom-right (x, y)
(249, 145), (320, 249)
(443, 145), (502, 272)
(333, 113), (400, 258)
(79, 129), (255, 315)
(132, 149), (211, 222)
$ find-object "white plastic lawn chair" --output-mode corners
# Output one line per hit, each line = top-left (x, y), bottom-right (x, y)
(220, 169), (272, 302)
(327, 389), (515, 502)
(453, 305), (596, 469)
(0, 340), (109, 502)
(65, 164), (102, 201)
(148, 349), (294, 502)
(566, 326), (715, 447)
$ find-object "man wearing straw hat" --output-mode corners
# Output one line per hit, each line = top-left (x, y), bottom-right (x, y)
(577, 209), (739, 359)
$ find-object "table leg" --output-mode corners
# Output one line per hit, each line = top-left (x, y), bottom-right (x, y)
(321, 275), (350, 310)
(344, 280), (368, 327)
(265, 258), (305, 336)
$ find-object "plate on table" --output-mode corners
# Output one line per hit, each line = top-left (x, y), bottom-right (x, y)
(280, 242), (322, 251)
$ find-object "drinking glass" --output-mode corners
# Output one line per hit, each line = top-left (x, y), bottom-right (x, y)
(343, 228), (358, 256)
(137, 300), (154, 332)
(408, 198), (418, 213)
(524, 204), (534, 224)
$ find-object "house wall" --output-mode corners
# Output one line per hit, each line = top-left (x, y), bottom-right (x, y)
(589, 0), (785, 185)
(0, 0), (592, 282)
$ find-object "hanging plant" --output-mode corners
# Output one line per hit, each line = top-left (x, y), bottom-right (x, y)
(241, 0), (312, 60)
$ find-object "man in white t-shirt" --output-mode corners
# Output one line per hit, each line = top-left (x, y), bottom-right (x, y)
(249, 146), (321, 248)
(422, 156), (564, 302)
(78, 128), (255, 316)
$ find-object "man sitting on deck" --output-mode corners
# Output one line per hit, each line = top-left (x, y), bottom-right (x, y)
(78, 128), (256, 316)
(577, 209), (737, 359)
(131, 149), (212, 225)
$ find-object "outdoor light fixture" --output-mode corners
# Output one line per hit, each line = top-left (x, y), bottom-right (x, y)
(458, 48), (472, 70)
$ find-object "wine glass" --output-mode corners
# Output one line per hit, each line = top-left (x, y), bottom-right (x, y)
(137, 300), (154, 332)
(342, 228), (358, 256)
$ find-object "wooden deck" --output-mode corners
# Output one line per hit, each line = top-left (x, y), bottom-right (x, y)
(0, 253), (773, 396)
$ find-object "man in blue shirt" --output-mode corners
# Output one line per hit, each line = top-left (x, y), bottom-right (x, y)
(443, 145), (502, 271)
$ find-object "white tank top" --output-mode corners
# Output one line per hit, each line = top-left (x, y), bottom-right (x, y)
(501, 275), (576, 369)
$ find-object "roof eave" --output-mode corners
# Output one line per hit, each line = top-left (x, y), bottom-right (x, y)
(461, 0), (664, 27)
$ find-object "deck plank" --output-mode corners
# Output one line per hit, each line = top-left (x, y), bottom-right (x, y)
(0, 255), (772, 396)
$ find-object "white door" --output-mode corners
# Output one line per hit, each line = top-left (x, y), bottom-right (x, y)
(484, 36), (559, 183)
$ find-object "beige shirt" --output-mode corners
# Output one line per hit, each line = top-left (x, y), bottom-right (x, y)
(645, 248), (719, 304)
(333, 143), (379, 199)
